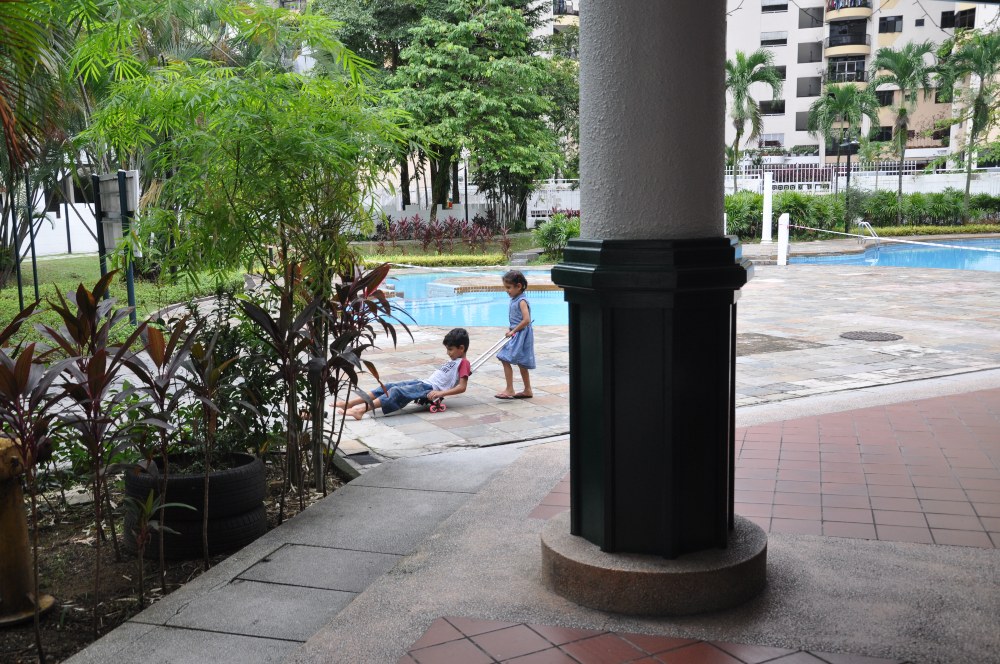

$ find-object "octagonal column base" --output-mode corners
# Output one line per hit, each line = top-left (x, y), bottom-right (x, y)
(541, 512), (767, 616)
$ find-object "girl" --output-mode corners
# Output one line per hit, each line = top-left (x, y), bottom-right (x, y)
(495, 270), (535, 399)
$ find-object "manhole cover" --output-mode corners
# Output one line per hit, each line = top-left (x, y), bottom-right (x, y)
(840, 331), (903, 342)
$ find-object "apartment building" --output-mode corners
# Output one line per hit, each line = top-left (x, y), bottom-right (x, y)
(726, 1), (1000, 163)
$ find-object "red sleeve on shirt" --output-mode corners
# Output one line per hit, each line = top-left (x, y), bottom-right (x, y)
(458, 358), (472, 379)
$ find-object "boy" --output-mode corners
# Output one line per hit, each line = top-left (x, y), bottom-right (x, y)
(335, 328), (471, 420)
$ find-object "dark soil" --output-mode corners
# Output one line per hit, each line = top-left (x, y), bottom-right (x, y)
(0, 457), (342, 664)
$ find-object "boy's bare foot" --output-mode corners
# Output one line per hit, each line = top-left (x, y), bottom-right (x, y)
(346, 405), (367, 420)
(513, 392), (533, 399)
(495, 391), (515, 400)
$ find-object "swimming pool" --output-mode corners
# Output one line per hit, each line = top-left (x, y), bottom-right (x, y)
(386, 270), (568, 327)
(790, 237), (1000, 272)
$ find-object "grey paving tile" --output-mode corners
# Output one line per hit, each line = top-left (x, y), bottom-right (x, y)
(238, 543), (402, 592)
(279, 484), (472, 554)
(163, 578), (355, 641)
(67, 623), (297, 664)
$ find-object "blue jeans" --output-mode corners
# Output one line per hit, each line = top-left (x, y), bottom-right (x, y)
(372, 380), (433, 415)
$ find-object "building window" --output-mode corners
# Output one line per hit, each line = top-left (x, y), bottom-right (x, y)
(872, 126), (893, 142)
(828, 56), (867, 83)
(775, 66), (787, 81)
(795, 112), (810, 132)
(552, 0), (579, 15)
(915, 18), (925, 27)
(760, 133), (784, 147)
(797, 77), (822, 97)
(935, 88), (950, 104)
(879, 16), (903, 33)
(876, 90), (894, 106)
(798, 41), (823, 63)
(799, 7), (823, 29)
(761, 31), (788, 47)
(759, 100), (786, 115)
(932, 127), (949, 141)
(762, 0), (788, 13)
(942, 9), (976, 29)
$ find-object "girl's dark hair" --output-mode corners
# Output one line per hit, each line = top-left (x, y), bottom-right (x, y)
(502, 270), (528, 291)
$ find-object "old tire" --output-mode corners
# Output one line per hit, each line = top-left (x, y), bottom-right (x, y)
(124, 504), (268, 560)
(123, 453), (266, 522)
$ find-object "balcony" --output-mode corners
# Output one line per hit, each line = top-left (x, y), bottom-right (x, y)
(826, 0), (873, 22)
(824, 33), (871, 58)
(827, 69), (868, 83)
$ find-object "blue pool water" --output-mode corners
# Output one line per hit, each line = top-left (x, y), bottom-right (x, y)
(790, 237), (1000, 272)
(387, 270), (568, 327)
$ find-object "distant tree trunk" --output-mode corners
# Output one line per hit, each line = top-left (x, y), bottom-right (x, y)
(452, 161), (460, 203)
(400, 156), (411, 207)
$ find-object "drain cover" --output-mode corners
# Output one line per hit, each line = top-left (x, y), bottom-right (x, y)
(840, 331), (903, 342)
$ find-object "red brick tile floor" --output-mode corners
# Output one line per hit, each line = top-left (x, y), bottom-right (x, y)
(400, 390), (1000, 663)
(399, 617), (907, 664)
(530, 387), (1000, 549)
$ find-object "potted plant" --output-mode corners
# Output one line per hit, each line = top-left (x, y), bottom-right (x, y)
(123, 293), (268, 568)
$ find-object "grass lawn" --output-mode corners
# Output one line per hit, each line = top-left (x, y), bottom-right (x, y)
(1, 254), (240, 343)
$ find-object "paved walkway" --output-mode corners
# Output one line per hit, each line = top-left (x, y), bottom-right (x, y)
(66, 250), (1000, 664)
(339, 261), (1000, 459)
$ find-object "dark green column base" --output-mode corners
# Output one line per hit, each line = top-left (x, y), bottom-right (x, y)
(551, 237), (752, 558)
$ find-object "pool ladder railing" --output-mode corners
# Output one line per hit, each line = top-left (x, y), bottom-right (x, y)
(855, 221), (880, 247)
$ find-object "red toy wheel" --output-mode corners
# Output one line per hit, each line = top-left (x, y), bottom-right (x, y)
(437, 402), (447, 412)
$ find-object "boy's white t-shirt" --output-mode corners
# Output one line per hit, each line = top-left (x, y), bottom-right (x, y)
(426, 357), (472, 392)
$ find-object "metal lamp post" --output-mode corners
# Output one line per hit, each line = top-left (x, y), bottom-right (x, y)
(460, 147), (471, 223)
(840, 139), (859, 234)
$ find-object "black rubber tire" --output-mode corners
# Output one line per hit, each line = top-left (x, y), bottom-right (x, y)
(123, 504), (268, 560)
(123, 453), (266, 522)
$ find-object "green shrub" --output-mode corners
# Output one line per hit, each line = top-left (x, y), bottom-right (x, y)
(532, 213), (580, 260)
(723, 190), (762, 239)
(359, 253), (505, 267)
(873, 224), (1000, 236)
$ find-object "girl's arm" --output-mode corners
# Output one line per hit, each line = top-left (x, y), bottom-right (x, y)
(509, 299), (531, 334)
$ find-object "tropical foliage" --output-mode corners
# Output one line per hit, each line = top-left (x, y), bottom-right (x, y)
(869, 41), (936, 226)
(725, 49), (783, 193)
(936, 29), (1000, 220)
(391, 0), (560, 226)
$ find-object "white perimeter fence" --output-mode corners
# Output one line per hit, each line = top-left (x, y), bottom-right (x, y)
(726, 163), (1000, 197)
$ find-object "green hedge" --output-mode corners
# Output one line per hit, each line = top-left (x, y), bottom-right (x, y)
(874, 224), (1000, 237)
(725, 189), (1000, 242)
(360, 254), (506, 267)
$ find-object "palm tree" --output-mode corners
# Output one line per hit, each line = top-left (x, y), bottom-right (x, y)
(807, 83), (880, 231)
(869, 41), (935, 226)
(725, 49), (782, 194)
(936, 30), (1000, 221)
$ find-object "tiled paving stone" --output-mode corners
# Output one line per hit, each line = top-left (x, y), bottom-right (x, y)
(399, 617), (908, 664)
(532, 387), (1000, 549)
(335, 264), (1000, 458)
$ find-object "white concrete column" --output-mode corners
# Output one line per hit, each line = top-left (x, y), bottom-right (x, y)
(579, 1), (727, 240)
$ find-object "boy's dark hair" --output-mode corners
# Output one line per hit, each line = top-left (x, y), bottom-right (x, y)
(443, 327), (470, 350)
(502, 270), (528, 290)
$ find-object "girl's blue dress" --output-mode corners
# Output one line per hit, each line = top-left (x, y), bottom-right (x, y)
(497, 293), (535, 369)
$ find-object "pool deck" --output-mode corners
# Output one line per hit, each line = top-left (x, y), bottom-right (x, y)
(66, 239), (1000, 664)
